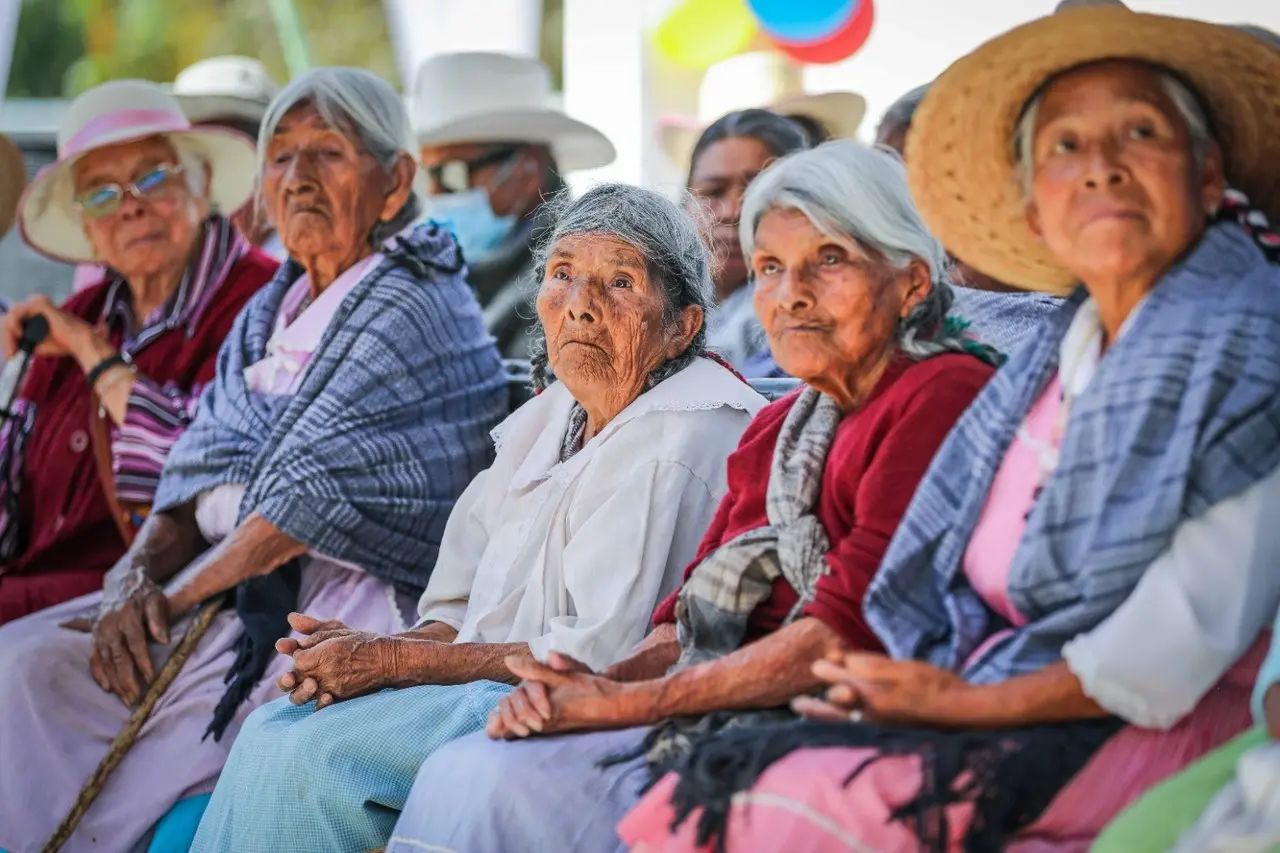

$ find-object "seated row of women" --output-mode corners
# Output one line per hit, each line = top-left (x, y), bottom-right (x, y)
(2, 6), (1280, 852)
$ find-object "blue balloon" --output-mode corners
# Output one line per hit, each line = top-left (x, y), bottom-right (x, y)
(748, 0), (857, 44)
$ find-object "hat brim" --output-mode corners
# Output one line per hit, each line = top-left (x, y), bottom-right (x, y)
(18, 126), (257, 264)
(171, 93), (270, 127)
(415, 108), (616, 173)
(659, 92), (866, 167)
(0, 135), (28, 241)
(906, 8), (1280, 294)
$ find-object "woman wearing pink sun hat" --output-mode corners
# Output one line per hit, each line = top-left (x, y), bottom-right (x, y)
(0, 78), (276, 623)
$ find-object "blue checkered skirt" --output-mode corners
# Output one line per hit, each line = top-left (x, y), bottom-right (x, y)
(190, 680), (513, 852)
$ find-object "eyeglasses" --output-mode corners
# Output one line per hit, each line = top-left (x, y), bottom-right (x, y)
(74, 163), (186, 219)
(425, 147), (521, 194)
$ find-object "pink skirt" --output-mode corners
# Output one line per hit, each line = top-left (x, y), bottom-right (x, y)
(618, 645), (1264, 853)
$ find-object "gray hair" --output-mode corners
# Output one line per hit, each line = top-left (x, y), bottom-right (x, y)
(172, 141), (210, 203)
(528, 182), (714, 390)
(741, 140), (987, 362)
(257, 67), (422, 245)
(1015, 66), (1215, 196)
(875, 84), (931, 144)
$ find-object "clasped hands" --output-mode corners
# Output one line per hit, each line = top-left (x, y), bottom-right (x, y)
(486, 648), (968, 741)
(276, 613), (399, 709)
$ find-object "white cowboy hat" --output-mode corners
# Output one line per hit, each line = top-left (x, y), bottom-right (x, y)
(170, 55), (280, 126)
(410, 52), (616, 173)
(18, 79), (257, 263)
(659, 52), (867, 168)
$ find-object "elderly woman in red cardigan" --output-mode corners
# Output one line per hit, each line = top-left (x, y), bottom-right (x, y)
(0, 79), (274, 622)
(384, 140), (999, 853)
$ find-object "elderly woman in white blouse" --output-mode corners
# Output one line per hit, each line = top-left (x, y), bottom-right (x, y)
(189, 182), (766, 852)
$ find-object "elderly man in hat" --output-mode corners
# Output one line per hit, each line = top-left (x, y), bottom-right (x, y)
(411, 52), (616, 357)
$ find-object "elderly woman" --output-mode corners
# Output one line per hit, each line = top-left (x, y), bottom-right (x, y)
(876, 82), (1061, 356)
(687, 108), (809, 375)
(0, 67), (507, 853)
(612, 9), (1280, 852)
(0, 80), (274, 623)
(383, 140), (998, 853)
(189, 183), (765, 852)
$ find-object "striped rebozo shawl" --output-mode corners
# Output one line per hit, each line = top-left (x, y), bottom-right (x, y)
(659, 215), (1280, 853)
(866, 219), (1280, 681)
(154, 222), (508, 737)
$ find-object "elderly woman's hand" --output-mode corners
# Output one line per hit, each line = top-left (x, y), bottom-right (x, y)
(488, 653), (627, 739)
(2, 295), (97, 360)
(280, 617), (398, 710)
(89, 569), (171, 706)
(791, 650), (967, 727)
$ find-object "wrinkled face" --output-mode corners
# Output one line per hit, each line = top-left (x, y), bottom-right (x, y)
(73, 135), (205, 278)
(537, 233), (700, 405)
(752, 208), (928, 386)
(1025, 61), (1224, 289)
(263, 102), (410, 263)
(687, 136), (778, 296)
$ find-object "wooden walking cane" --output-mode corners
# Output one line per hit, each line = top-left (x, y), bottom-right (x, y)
(43, 595), (224, 853)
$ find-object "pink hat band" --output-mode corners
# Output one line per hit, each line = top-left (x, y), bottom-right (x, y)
(62, 109), (192, 159)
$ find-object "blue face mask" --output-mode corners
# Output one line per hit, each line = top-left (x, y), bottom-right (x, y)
(427, 188), (518, 260)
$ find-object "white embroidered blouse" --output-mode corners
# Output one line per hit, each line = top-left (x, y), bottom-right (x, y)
(415, 357), (767, 672)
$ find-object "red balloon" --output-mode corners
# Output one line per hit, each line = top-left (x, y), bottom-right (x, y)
(772, 0), (874, 64)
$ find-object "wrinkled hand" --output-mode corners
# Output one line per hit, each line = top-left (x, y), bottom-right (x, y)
(791, 650), (966, 727)
(488, 652), (624, 740)
(276, 613), (394, 709)
(87, 570), (171, 706)
(2, 294), (96, 360)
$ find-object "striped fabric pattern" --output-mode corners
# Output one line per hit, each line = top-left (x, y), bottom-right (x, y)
(104, 216), (247, 504)
(865, 223), (1280, 684)
(153, 221), (509, 591)
(0, 402), (34, 561)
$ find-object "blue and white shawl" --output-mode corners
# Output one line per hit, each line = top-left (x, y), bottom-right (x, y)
(866, 222), (1280, 684)
(154, 222), (508, 736)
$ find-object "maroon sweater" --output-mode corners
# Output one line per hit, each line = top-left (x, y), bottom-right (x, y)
(0, 249), (277, 623)
(652, 353), (994, 651)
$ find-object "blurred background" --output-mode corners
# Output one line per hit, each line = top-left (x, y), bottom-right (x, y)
(1, 0), (1276, 306)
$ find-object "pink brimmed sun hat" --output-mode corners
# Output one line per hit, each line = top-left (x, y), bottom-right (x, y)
(18, 79), (258, 263)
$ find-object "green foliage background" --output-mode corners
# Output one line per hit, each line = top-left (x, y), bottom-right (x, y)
(8, 0), (564, 97)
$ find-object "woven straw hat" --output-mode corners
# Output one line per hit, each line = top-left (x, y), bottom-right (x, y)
(905, 7), (1280, 294)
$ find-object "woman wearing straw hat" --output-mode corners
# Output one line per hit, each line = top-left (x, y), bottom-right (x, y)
(614, 6), (1280, 851)
(0, 79), (276, 625)
(0, 67), (507, 853)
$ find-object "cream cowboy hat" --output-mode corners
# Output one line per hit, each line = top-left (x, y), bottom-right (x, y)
(17, 79), (258, 263)
(0, 135), (27, 241)
(906, 7), (1280, 294)
(170, 55), (280, 127)
(410, 52), (616, 173)
(659, 52), (866, 168)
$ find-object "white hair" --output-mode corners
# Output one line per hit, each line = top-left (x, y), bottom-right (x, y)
(171, 140), (210, 202)
(1015, 67), (1215, 196)
(741, 140), (982, 361)
(257, 67), (422, 244)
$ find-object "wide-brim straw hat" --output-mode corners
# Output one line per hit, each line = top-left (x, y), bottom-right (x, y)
(411, 52), (616, 173)
(18, 79), (257, 263)
(0, 135), (27, 241)
(906, 7), (1280, 294)
(659, 52), (866, 168)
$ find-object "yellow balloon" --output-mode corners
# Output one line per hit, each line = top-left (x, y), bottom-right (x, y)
(654, 0), (757, 70)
